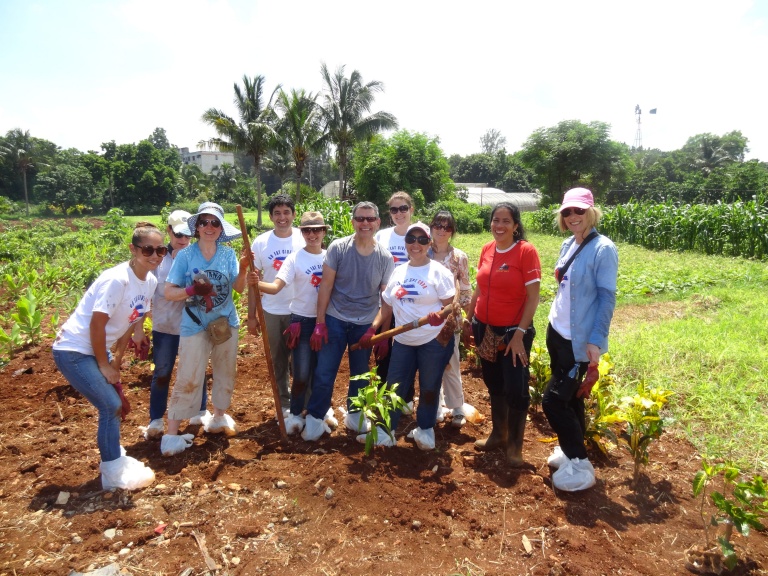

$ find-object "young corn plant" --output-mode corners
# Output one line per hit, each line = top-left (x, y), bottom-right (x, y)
(11, 288), (43, 345)
(349, 367), (406, 456)
(528, 344), (551, 411)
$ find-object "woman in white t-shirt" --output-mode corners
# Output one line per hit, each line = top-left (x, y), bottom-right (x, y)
(52, 222), (163, 491)
(361, 222), (456, 451)
(252, 212), (331, 435)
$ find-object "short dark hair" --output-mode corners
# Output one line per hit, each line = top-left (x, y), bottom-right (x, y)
(490, 202), (526, 241)
(267, 194), (295, 215)
(429, 210), (457, 238)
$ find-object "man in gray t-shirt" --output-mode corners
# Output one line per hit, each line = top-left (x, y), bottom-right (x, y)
(302, 202), (394, 441)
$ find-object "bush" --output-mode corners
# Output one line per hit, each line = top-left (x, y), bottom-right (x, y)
(422, 194), (492, 234)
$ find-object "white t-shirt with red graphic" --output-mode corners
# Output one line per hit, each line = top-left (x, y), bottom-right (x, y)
(381, 261), (455, 346)
(251, 228), (305, 315)
(275, 248), (325, 318)
(53, 261), (157, 356)
(375, 227), (409, 268)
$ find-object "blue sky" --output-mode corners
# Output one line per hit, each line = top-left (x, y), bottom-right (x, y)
(2, 0), (767, 161)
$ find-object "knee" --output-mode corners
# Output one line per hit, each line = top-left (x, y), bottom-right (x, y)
(420, 389), (438, 406)
(154, 375), (171, 389)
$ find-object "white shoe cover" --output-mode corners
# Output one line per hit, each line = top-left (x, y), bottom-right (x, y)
(160, 433), (195, 456)
(142, 418), (164, 440)
(301, 414), (331, 441)
(451, 407), (466, 428)
(101, 455), (155, 490)
(401, 400), (415, 415)
(547, 446), (568, 470)
(356, 425), (395, 447)
(407, 427), (436, 450)
(344, 410), (371, 433)
(284, 413), (306, 435)
(205, 414), (237, 436)
(324, 407), (339, 429)
(436, 405), (451, 423)
(552, 457), (596, 491)
(189, 410), (212, 426)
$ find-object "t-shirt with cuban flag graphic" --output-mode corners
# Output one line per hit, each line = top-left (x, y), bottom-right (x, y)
(381, 261), (455, 347)
(275, 248), (326, 318)
(251, 228), (305, 315)
(53, 261), (157, 356)
(375, 227), (409, 268)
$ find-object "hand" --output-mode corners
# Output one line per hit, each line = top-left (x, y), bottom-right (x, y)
(576, 364), (600, 398)
(357, 327), (377, 349)
(99, 362), (120, 385)
(239, 253), (251, 274)
(310, 323), (328, 352)
(127, 339), (150, 361)
(247, 270), (260, 287)
(283, 322), (301, 349)
(372, 338), (389, 360)
(186, 273), (215, 297)
(461, 318), (474, 349)
(247, 316), (260, 336)
(504, 330), (527, 367)
(427, 311), (444, 326)
(112, 381), (131, 420)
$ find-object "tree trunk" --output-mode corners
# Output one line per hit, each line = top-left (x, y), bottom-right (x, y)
(22, 170), (29, 216)
(255, 159), (263, 227)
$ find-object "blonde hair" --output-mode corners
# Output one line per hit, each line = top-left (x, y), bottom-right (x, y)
(556, 206), (602, 233)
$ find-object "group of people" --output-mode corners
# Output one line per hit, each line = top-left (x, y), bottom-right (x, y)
(53, 187), (617, 494)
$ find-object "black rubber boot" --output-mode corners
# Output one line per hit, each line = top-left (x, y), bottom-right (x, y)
(506, 408), (528, 466)
(474, 394), (508, 451)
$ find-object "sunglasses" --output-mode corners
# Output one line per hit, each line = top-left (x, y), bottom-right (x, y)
(134, 244), (168, 257)
(301, 227), (325, 234)
(197, 218), (222, 228)
(432, 224), (454, 232)
(405, 234), (430, 245)
(353, 216), (378, 223)
(389, 205), (410, 214)
(561, 207), (587, 217)
(173, 231), (191, 239)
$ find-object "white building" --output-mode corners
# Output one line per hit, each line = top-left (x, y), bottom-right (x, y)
(455, 183), (541, 211)
(179, 147), (235, 173)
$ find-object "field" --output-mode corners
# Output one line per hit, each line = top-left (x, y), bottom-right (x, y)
(0, 217), (767, 575)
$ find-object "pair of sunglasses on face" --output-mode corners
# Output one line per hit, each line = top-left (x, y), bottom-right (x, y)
(389, 204), (410, 214)
(300, 227), (325, 234)
(432, 223), (453, 232)
(197, 218), (222, 228)
(405, 234), (430, 245)
(134, 244), (168, 257)
(561, 207), (587, 217)
(172, 231), (191, 239)
(353, 216), (378, 223)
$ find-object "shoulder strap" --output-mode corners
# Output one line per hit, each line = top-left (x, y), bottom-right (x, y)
(555, 232), (599, 282)
(185, 306), (202, 326)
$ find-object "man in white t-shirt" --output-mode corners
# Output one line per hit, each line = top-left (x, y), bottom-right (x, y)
(249, 195), (305, 413)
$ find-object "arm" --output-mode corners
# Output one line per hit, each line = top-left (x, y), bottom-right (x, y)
(315, 264), (336, 325)
(89, 312), (120, 384)
(258, 278), (286, 296)
(505, 281), (540, 365)
(232, 253), (249, 294)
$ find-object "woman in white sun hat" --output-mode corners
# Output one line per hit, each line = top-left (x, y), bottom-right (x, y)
(160, 202), (250, 456)
(543, 187), (618, 491)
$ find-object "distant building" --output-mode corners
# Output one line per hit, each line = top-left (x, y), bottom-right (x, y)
(455, 183), (541, 212)
(319, 180), (342, 198)
(179, 147), (235, 173)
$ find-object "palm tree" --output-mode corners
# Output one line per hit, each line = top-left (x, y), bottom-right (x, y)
(317, 63), (398, 198)
(211, 162), (239, 202)
(180, 163), (207, 198)
(275, 88), (324, 202)
(0, 129), (45, 216)
(200, 75), (280, 226)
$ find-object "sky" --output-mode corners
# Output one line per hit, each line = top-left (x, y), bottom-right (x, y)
(2, 0), (767, 162)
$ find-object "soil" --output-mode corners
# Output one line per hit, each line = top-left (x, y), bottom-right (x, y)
(1, 333), (766, 576)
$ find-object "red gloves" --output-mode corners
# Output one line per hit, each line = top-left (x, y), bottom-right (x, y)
(127, 339), (149, 361)
(310, 323), (328, 351)
(356, 327), (389, 359)
(283, 322), (301, 349)
(112, 381), (131, 420)
(186, 275), (217, 313)
(576, 364), (600, 398)
(357, 327), (377, 349)
(427, 312), (444, 326)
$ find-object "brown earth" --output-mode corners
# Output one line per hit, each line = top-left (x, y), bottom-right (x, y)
(1, 332), (767, 576)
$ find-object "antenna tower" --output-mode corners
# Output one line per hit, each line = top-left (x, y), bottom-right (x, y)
(633, 104), (642, 149)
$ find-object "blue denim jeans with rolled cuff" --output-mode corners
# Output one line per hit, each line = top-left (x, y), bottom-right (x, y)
(289, 314), (317, 416)
(305, 314), (372, 420)
(388, 335), (455, 432)
(149, 330), (206, 421)
(53, 348), (122, 462)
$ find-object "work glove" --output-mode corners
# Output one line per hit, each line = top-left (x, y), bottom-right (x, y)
(310, 323), (328, 352)
(372, 338), (389, 360)
(127, 339), (150, 361)
(427, 311), (444, 326)
(576, 364), (600, 398)
(186, 273), (216, 312)
(283, 322), (301, 349)
(357, 327), (377, 349)
(112, 381), (131, 420)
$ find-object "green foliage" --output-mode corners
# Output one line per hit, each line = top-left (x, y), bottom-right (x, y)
(349, 367), (406, 456)
(582, 355), (620, 455)
(10, 288), (43, 345)
(423, 192), (493, 234)
(527, 344), (550, 411)
(294, 192), (354, 244)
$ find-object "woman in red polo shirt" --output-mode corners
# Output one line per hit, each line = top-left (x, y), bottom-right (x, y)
(465, 202), (541, 466)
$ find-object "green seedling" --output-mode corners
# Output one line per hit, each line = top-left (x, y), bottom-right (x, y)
(349, 367), (406, 456)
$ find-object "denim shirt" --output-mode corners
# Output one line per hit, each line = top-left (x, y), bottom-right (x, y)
(554, 228), (618, 362)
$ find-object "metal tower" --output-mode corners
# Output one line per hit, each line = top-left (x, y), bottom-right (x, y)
(633, 104), (642, 149)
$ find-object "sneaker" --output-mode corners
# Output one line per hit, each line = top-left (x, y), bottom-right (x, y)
(436, 405), (451, 423)
(189, 410), (212, 426)
(344, 410), (371, 433)
(160, 433), (195, 456)
(142, 419), (164, 440)
(324, 407), (339, 430)
(547, 446), (568, 470)
(451, 408), (466, 428)
(205, 414), (237, 436)
(407, 427), (436, 450)
(284, 413), (306, 435)
(301, 414), (331, 441)
(356, 425), (395, 447)
(401, 401), (414, 416)
(552, 457), (596, 491)
(100, 455), (155, 491)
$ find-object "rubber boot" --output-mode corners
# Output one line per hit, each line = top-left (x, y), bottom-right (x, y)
(506, 408), (528, 466)
(474, 394), (508, 451)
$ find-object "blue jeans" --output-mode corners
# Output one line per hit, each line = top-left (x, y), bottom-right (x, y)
(305, 314), (372, 419)
(149, 331), (206, 421)
(289, 314), (317, 416)
(388, 336), (455, 431)
(53, 349), (122, 462)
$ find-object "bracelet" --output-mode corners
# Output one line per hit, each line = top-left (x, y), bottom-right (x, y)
(516, 326), (527, 334)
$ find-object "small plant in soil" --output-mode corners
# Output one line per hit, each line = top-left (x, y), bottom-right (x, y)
(349, 366), (406, 456)
(527, 344), (551, 411)
(584, 354), (620, 455)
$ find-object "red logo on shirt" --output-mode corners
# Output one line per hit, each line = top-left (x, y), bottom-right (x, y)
(272, 260), (282, 271)
(310, 274), (321, 287)
(128, 308), (140, 323)
(395, 286), (408, 299)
